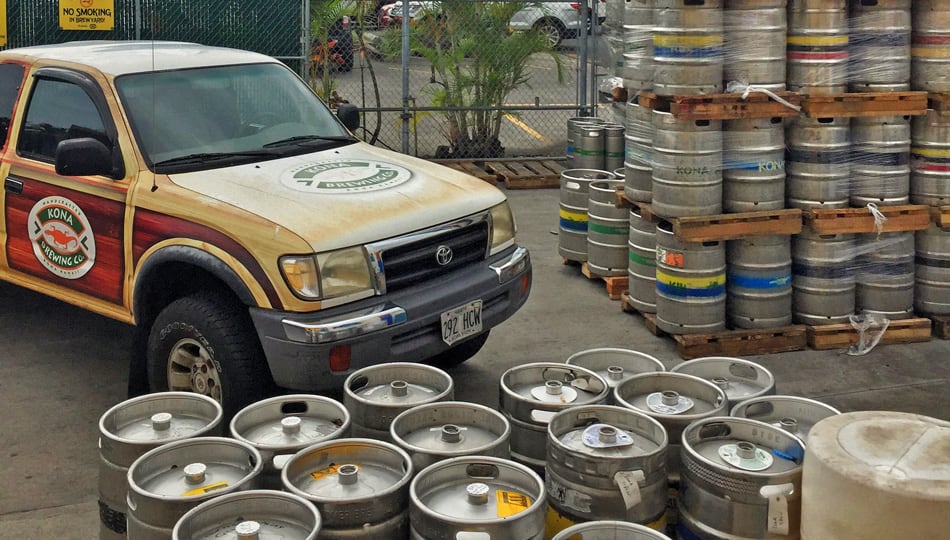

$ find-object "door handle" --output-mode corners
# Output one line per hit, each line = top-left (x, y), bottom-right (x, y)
(4, 177), (22, 194)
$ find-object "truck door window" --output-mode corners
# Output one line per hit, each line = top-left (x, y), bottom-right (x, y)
(0, 64), (25, 148)
(17, 78), (109, 162)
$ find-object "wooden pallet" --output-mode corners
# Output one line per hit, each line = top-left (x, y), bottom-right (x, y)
(803, 205), (931, 234)
(614, 189), (662, 222)
(800, 91), (928, 118)
(620, 294), (809, 359)
(436, 160), (500, 184)
(636, 90), (802, 120)
(931, 205), (950, 228)
(932, 316), (950, 340)
(432, 158), (566, 189)
(671, 209), (803, 242)
(928, 93), (950, 115)
(806, 318), (932, 350)
(580, 262), (628, 300)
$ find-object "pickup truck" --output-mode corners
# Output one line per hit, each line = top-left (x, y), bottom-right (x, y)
(0, 41), (531, 417)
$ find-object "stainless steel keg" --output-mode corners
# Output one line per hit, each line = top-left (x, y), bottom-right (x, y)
(499, 363), (609, 472)
(849, 0), (912, 92)
(678, 417), (805, 539)
(410, 456), (546, 540)
(390, 401), (511, 472)
(785, 116), (851, 209)
(567, 117), (605, 167)
(652, 0), (724, 96)
(545, 405), (669, 536)
(606, 124), (626, 172)
(172, 490), (321, 540)
(229, 394), (350, 490)
(628, 209), (658, 314)
(126, 437), (263, 540)
(553, 520), (672, 539)
(344, 362), (454, 441)
(722, 117), (786, 212)
(850, 115), (912, 207)
(787, 0), (849, 95)
(566, 348), (666, 403)
(915, 223), (950, 316)
(911, 109), (950, 207)
(856, 232), (916, 320)
(911, 0), (950, 92)
(624, 101), (655, 203)
(588, 179), (631, 277)
(655, 223), (727, 335)
(727, 235), (793, 329)
(791, 230), (857, 325)
(560, 169), (618, 262)
(669, 356), (776, 409)
(623, 0), (655, 91)
(723, 1), (787, 90)
(575, 123), (608, 170)
(282, 438), (413, 539)
(651, 111), (723, 218)
(98, 392), (223, 539)
(730, 395), (841, 443)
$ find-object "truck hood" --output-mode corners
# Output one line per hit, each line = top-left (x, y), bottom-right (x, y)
(167, 142), (506, 252)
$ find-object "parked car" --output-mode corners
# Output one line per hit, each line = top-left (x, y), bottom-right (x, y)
(383, 1), (607, 48)
(0, 41), (531, 417)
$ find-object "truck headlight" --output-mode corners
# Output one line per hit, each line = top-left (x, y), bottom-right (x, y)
(489, 201), (516, 254)
(280, 247), (373, 300)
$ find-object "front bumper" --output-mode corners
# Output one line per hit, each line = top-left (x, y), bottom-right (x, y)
(249, 245), (531, 390)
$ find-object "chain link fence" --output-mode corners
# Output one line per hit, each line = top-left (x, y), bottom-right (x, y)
(1, 0), (613, 159)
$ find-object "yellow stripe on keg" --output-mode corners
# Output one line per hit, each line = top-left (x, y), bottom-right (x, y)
(496, 490), (532, 518)
(652, 34), (723, 48)
(912, 47), (950, 59)
(912, 147), (950, 158)
(180, 481), (229, 497)
(655, 269), (726, 288)
(559, 208), (588, 222)
(786, 35), (849, 47)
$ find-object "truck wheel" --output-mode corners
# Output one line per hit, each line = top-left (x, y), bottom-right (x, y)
(146, 291), (273, 419)
(426, 331), (490, 369)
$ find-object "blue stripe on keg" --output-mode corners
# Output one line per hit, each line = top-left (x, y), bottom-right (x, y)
(727, 273), (792, 289)
(653, 45), (723, 59)
(852, 151), (910, 167)
(786, 149), (851, 165)
(792, 262), (855, 279)
(916, 255), (950, 268)
(858, 261), (915, 277)
(722, 159), (786, 172)
(656, 281), (726, 298)
(559, 218), (588, 232)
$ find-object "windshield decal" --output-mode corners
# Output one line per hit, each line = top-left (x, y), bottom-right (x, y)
(28, 196), (97, 279)
(281, 159), (412, 193)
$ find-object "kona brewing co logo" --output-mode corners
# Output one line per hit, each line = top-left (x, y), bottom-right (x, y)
(281, 159), (412, 193)
(28, 196), (96, 279)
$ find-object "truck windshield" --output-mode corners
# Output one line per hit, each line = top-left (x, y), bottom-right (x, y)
(115, 62), (353, 173)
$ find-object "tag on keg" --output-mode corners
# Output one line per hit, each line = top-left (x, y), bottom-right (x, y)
(180, 481), (229, 497)
(581, 423), (635, 448)
(310, 463), (362, 481)
(761, 484), (794, 535)
(614, 470), (645, 510)
(546, 478), (592, 513)
(645, 392), (694, 414)
(496, 490), (532, 518)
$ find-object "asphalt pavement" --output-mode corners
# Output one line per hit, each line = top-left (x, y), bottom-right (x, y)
(1, 186), (948, 539)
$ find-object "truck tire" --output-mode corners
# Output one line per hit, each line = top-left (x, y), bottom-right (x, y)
(426, 331), (490, 369)
(146, 291), (273, 419)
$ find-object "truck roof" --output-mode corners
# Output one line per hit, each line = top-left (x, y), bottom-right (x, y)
(0, 41), (275, 76)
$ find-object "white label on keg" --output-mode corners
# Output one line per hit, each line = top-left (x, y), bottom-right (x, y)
(761, 484), (794, 535)
(645, 392), (694, 415)
(546, 477), (592, 513)
(614, 470), (645, 510)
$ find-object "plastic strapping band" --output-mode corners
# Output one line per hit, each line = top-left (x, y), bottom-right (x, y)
(726, 81), (802, 113)
(867, 203), (888, 236)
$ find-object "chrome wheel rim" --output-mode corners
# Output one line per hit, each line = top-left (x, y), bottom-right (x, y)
(167, 337), (223, 403)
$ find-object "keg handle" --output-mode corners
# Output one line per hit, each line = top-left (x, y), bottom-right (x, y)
(455, 533), (491, 540)
(272, 453), (293, 472)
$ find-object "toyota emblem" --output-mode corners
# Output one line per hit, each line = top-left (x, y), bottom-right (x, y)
(435, 245), (453, 266)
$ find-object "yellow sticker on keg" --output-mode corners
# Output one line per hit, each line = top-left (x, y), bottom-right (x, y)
(180, 481), (229, 497)
(310, 463), (362, 481)
(496, 490), (531, 518)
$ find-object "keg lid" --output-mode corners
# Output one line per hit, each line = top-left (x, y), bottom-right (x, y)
(345, 363), (453, 409)
(101, 392), (222, 444)
(670, 357), (775, 407)
(230, 395), (350, 452)
(390, 402), (510, 458)
(731, 395), (841, 443)
(128, 438), (262, 500)
(172, 489), (321, 540)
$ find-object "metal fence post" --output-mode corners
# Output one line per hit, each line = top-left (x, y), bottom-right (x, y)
(400, 0), (411, 155)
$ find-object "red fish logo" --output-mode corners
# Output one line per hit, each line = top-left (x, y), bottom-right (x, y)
(28, 196), (96, 279)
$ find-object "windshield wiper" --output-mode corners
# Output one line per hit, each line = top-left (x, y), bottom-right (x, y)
(153, 150), (281, 167)
(263, 135), (357, 148)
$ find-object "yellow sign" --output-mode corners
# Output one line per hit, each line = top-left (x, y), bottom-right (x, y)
(495, 490), (531, 518)
(59, 0), (114, 31)
(0, 0), (7, 46)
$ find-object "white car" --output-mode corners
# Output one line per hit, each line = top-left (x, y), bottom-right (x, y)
(386, 1), (607, 48)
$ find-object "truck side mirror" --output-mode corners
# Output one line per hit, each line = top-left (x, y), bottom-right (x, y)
(337, 103), (361, 131)
(55, 137), (116, 178)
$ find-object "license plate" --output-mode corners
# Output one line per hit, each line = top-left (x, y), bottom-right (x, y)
(441, 300), (483, 346)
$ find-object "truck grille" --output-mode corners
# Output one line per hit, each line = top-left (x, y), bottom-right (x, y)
(380, 220), (489, 293)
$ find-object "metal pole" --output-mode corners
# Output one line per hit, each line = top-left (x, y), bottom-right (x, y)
(401, 1), (411, 154)
(302, 0), (311, 81)
(589, 0), (600, 115)
(134, 0), (141, 40)
(578, 0), (589, 116)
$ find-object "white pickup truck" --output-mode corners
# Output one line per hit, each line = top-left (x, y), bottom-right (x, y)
(0, 41), (531, 417)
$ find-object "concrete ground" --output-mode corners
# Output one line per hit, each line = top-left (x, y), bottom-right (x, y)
(1, 187), (948, 539)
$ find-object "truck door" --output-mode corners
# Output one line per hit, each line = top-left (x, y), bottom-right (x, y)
(0, 63), (26, 270)
(3, 67), (129, 310)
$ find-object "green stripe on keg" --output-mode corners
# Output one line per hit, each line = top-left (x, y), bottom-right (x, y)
(575, 148), (606, 156)
(588, 222), (628, 235)
(629, 251), (657, 267)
